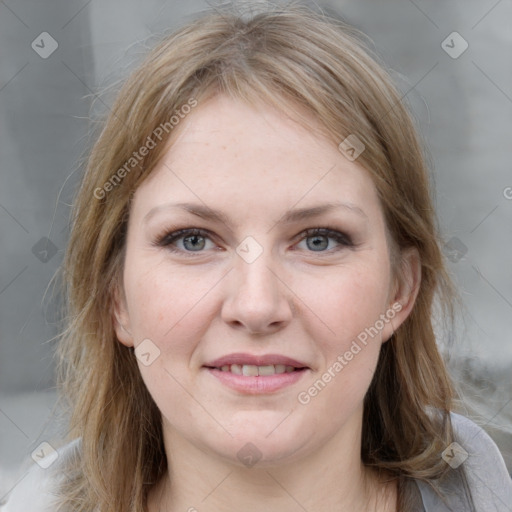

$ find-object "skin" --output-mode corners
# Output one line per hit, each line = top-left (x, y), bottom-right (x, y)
(113, 94), (421, 512)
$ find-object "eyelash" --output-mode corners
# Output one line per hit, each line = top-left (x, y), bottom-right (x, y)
(153, 226), (355, 257)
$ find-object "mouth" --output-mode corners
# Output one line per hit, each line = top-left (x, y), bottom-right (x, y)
(205, 363), (308, 376)
(202, 353), (310, 394)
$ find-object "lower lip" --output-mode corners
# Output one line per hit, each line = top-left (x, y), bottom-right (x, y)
(204, 368), (308, 394)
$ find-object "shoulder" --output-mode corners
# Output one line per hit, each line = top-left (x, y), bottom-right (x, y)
(449, 412), (512, 505)
(417, 411), (512, 512)
(0, 438), (81, 512)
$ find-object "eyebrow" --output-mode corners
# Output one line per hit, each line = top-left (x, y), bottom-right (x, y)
(143, 201), (368, 227)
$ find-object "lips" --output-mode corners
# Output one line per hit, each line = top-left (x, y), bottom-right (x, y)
(203, 353), (310, 373)
(203, 353), (310, 394)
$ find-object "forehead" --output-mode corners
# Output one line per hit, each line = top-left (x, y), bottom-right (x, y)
(131, 95), (383, 224)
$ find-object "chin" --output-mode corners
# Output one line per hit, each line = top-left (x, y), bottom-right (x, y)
(222, 437), (309, 469)
(209, 413), (314, 467)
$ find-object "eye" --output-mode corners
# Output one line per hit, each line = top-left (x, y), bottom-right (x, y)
(294, 227), (354, 253)
(154, 228), (217, 255)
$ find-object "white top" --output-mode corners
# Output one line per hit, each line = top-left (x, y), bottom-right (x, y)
(1, 412), (511, 511)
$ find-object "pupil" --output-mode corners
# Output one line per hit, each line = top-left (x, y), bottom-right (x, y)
(184, 235), (205, 251)
(307, 235), (328, 251)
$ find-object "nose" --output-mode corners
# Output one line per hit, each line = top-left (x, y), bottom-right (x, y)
(221, 251), (294, 335)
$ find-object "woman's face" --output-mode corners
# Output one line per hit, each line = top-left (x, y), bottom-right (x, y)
(114, 94), (418, 467)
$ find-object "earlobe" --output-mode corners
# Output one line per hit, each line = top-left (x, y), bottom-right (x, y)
(382, 247), (422, 342)
(112, 284), (134, 348)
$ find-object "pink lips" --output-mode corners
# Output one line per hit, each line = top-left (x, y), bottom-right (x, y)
(203, 352), (310, 394)
(204, 353), (309, 369)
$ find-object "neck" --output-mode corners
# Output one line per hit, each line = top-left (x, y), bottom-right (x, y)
(149, 409), (397, 512)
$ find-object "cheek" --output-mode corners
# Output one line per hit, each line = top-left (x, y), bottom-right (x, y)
(301, 261), (391, 349)
(123, 262), (222, 358)
(296, 262), (389, 398)
(123, 267), (219, 430)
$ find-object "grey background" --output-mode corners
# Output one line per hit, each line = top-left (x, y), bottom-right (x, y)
(1, 0), (511, 494)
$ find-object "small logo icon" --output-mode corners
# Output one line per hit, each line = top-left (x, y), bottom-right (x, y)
(32, 237), (58, 262)
(503, 187), (512, 200)
(135, 338), (161, 366)
(237, 442), (262, 468)
(441, 32), (468, 59)
(31, 441), (59, 469)
(443, 237), (468, 263)
(31, 32), (59, 59)
(338, 134), (365, 161)
(442, 441), (468, 468)
(236, 236), (263, 264)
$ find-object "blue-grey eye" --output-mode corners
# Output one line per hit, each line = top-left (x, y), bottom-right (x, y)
(305, 234), (330, 251)
(156, 228), (215, 253)
(182, 234), (206, 251)
(296, 228), (353, 252)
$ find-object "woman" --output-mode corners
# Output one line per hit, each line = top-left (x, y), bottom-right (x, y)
(3, 4), (511, 512)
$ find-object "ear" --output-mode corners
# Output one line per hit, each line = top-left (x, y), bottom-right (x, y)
(112, 282), (135, 348)
(381, 246), (421, 342)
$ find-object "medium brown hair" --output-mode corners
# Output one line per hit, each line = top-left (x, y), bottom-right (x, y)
(55, 3), (470, 510)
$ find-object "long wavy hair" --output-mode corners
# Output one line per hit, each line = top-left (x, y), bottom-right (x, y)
(54, 3), (473, 511)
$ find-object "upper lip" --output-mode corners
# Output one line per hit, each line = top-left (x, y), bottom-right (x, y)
(204, 353), (310, 369)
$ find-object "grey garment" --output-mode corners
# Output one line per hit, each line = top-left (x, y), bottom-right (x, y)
(415, 412), (512, 511)
(1, 413), (511, 511)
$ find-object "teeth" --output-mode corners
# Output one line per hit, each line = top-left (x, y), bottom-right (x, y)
(230, 364), (242, 375)
(217, 364), (301, 376)
(242, 364), (259, 376)
(257, 365), (275, 376)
